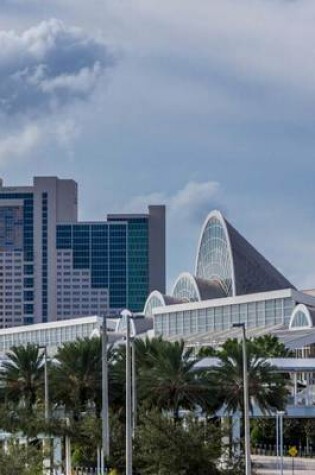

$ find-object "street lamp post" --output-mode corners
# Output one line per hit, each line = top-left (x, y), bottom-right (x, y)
(232, 323), (251, 475)
(121, 309), (133, 475)
(39, 345), (49, 422)
(131, 338), (137, 437)
(39, 345), (51, 474)
(276, 411), (285, 475)
(101, 313), (110, 474)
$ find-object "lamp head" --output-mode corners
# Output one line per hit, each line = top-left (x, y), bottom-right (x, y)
(232, 323), (245, 329)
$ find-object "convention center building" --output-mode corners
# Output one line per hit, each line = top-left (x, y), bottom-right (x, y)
(144, 210), (315, 355)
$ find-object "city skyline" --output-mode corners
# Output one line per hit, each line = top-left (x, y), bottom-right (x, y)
(0, 176), (165, 327)
(1, 1), (315, 290)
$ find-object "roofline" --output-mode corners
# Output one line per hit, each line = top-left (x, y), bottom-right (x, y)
(153, 288), (292, 315)
(194, 357), (315, 373)
(0, 316), (102, 336)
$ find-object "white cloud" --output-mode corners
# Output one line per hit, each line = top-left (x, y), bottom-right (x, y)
(125, 180), (221, 223)
(0, 124), (41, 164)
(0, 18), (113, 116)
(122, 181), (221, 287)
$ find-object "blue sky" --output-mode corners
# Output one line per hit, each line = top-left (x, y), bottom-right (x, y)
(1, 0), (315, 291)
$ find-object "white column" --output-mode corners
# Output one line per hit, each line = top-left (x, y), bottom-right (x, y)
(102, 313), (109, 470)
(125, 311), (133, 475)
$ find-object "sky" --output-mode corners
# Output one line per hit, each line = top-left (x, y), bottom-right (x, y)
(1, 0), (315, 291)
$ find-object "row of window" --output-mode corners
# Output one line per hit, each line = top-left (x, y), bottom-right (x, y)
(154, 298), (294, 336)
(0, 322), (98, 351)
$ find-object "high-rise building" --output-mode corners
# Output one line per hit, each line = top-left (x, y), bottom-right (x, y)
(0, 177), (165, 328)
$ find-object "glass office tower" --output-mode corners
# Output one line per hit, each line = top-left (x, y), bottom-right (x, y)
(0, 177), (165, 327)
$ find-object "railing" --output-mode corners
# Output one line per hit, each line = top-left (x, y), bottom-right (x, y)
(73, 468), (98, 475)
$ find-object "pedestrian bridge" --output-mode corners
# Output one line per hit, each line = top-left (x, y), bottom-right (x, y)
(195, 357), (315, 416)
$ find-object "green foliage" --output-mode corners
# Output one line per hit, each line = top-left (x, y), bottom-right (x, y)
(251, 335), (293, 357)
(209, 338), (289, 415)
(251, 417), (315, 449)
(198, 346), (218, 358)
(51, 337), (103, 419)
(108, 410), (126, 472)
(0, 441), (43, 475)
(134, 410), (221, 475)
(0, 335), (292, 473)
(70, 415), (102, 466)
(110, 337), (171, 410)
(251, 418), (276, 445)
(138, 339), (219, 418)
(0, 344), (44, 413)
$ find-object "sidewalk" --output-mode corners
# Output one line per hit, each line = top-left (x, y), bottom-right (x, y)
(253, 454), (315, 474)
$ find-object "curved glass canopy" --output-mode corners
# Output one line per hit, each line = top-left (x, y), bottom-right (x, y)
(172, 273), (200, 302)
(195, 212), (234, 296)
(144, 291), (166, 317)
(289, 304), (313, 329)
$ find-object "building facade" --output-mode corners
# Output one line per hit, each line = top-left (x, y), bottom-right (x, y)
(144, 210), (315, 355)
(0, 177), (165, 327)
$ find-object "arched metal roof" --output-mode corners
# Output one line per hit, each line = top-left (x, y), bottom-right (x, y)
(195, 277), (226, 300)
(195, 210), (235, 296)
(144, 290), (184, 317)
(172, 272), (201, 302)
(172, 272), (226, 302)
(289, 304), (315, 330)
(116, 314), (153, 336)
(195, 210), (295, 297)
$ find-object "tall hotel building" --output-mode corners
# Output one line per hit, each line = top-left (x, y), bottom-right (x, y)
(0, 177), (165, 328)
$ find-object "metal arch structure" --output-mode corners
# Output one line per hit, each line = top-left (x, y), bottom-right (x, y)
(143, 290), (167, 317)
(144, 290), (185, 317)
(195, 210), (236, 297)
(195, 209), (295, 298)
(171, 272), (201, 302)
(289, 304), (314, 330)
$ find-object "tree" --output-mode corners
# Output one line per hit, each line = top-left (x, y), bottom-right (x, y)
(251, 334), (293, 357)
(0, 344), (45, 413)
(210, 338), (289, 416)
(0, 441), (43, 475)
(110, 337), (187, 412)
(139, 339), (218, 419)
(134, 410), (221, 475)
(51, 337), (103, 420)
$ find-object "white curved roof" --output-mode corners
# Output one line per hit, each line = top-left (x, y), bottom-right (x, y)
(172, 272), (201, 302)
(172, 272), (226, 302)
(144, 290), (183, 317)
(289, 304), (315, 330)
(195, 209), (295, 298)
(195, 210), (236, 296)
(116, 313), (153, 336)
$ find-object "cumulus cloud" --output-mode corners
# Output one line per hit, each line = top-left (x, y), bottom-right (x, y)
(0, 124), (42, 164)
(125, 181), (221, 224)
(122, 180), (222, 285)
(0, 18), (113, 116)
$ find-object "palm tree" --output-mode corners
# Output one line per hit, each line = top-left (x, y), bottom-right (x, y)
(109, 336), (170, 411)
(210, 338), (289, 416)
(51, 337), (103, 420)
(251, 334), (293, 357)
(139, 339), (218, 419)
(0, 344), (45, 413)
(111, 337), (218, 418)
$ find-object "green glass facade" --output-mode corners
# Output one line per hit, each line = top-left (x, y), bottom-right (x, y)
(0, 178), (165, 325)
(127, 218), (149, 312)
(56, 217), (148, 312)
